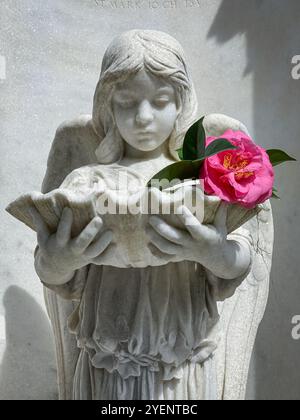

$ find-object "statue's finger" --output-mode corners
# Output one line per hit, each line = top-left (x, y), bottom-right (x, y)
(146, 226), (182, 255)
(71, 216), (103, 254)
(91, 243), (117, 265)
(149, 215), (190, 245)
(84, 230), (113, 259)
(147, 243), (177, 262)
(28, 206), (50, 248)
(176, 205), (211, 240)
(214, 201), (228, 236)
(56, 208), (73, 246)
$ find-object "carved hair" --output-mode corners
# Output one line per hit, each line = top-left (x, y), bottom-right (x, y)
(92, 29), (198, 163)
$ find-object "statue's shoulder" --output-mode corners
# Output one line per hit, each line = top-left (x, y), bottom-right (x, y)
(203, 113), (250, 137)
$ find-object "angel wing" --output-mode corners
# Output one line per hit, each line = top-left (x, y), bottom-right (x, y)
(214, 201), (274, 400)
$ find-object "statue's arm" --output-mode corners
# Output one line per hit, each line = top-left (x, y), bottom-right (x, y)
(205, 224), (254, 301)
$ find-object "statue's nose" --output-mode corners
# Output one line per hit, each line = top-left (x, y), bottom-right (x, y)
(135, 100), (154, 126)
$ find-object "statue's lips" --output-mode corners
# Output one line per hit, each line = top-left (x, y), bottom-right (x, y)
(136, 130), (156, 138)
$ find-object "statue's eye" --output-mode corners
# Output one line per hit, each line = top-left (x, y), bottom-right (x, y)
(114, 93), (137, 108)
(153, 96), (171, 108)
(117, 99), (136, 108)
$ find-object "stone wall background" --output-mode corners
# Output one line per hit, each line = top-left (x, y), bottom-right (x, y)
(0, 0), (299, 400)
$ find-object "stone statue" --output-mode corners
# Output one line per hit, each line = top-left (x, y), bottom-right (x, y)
(6, 30), (274, 400)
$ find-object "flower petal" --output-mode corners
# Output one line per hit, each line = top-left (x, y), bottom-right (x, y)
(201, 129), (274, 208)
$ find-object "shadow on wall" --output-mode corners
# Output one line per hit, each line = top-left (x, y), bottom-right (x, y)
(208, 0), (300, 400)
(0, 286), (58, 400)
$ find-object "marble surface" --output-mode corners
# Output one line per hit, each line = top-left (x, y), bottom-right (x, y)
(0, 0), (299, 400)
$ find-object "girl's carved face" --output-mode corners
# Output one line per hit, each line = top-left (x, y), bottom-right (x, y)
(112, 69), (180, 153)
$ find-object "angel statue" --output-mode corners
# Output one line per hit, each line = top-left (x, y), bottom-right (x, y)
(6, 30), (274, 400)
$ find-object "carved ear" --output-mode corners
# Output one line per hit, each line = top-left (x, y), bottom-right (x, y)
(95, 125), (124, 164)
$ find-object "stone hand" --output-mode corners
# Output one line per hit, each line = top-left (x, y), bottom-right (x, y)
(146, 203), (251, 280)
(30, 207), (115, 285)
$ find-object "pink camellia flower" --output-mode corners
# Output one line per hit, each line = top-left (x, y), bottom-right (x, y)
(200, 129), (274, 209)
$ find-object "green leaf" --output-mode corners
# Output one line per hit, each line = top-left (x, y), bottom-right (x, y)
(272, 191), (280, 199)
(182, 117), (206, 160)
(176, 147), (184, 160)
(267, 149), (297, 167)
(204, 138), (237, 158)
(272, 187), (280, 199)
(147, 159), (204, 187)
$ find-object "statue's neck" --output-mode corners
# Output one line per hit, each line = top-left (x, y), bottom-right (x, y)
(119, 142), (175, 181)
(123, 141), (171, 161)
